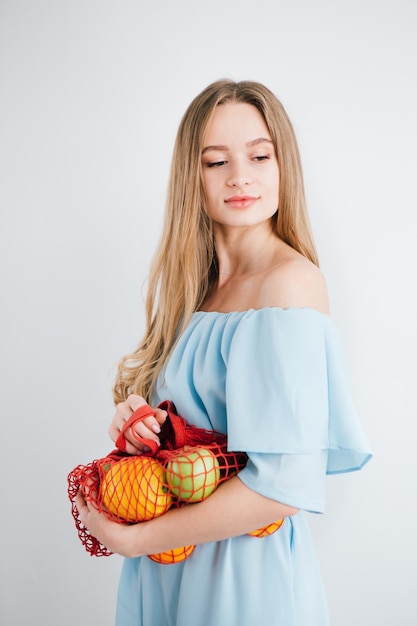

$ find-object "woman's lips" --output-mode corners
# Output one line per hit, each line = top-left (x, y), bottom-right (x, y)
(224, 195), (259, 208)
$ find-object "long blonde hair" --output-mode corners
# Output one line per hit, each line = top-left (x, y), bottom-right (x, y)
(113, 79), (318, 404)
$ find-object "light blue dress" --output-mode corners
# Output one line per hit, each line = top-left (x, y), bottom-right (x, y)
(116, 308), (372, 626)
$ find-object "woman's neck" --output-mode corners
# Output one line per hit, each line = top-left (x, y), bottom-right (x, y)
(213, 223), (284, 286)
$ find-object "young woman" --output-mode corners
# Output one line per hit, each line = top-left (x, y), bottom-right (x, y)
(76, 80), (372, 625)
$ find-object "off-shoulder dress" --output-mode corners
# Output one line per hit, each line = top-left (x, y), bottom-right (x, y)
(116, 308), (372, 626)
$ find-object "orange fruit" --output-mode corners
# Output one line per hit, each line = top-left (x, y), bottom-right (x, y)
(247, 519), (284, 538)
(147, 545), (196, 564)
(100, 456), (172, 522)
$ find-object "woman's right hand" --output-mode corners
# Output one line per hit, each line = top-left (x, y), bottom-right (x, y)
(108, 394), (167, 455)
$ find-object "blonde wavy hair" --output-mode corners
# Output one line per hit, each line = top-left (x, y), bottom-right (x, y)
(113, 79), (318, 404)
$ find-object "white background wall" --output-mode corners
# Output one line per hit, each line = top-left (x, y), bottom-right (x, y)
(1, 1), (416, 624)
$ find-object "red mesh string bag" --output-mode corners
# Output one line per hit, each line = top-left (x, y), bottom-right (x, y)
(67, 401), (248, 559)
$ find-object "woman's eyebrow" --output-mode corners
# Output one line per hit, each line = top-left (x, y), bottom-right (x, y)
(247, 137), (273, 147)
(202, 137), (273, 154)
(201, 144), (228, 155)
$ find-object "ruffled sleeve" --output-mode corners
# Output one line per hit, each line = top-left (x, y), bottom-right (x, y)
(224, 308), (372, 511)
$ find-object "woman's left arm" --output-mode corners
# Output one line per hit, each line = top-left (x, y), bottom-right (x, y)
(75, 475), (298, 558)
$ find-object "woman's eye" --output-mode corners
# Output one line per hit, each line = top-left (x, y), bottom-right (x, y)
(206, 160), (227, 168)
(253, 155), (270, 162)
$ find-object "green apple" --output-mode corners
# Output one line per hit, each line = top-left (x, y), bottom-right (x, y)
(166, 447), (220, 502)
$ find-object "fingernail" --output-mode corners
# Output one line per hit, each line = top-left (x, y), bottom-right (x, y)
(143, 446), (151, 452)
(152, 425), (161, 433)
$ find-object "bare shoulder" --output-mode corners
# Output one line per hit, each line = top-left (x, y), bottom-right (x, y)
(259, 252), (330, 315)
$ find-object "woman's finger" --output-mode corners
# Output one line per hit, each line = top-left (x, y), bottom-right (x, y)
(154, 407), (168, 426)
(131, 418), (161, 447)
(126, 394), (148, 412)
(75, 490), (90, 523)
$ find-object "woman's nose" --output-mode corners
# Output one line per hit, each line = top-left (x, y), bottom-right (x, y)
(226, 161), (253, 187)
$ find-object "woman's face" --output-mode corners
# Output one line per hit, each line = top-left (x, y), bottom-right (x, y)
(201, 102), (279, 231)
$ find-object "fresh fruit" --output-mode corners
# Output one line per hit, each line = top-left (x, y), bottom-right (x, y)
(100, 456), (172, 522)
(166, 447), (220, 502)
(247, 519), (284, 538)
(147, 545), (196, 564)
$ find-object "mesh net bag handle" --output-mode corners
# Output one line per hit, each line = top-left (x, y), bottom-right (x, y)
(115, 404), (161, 455)
(115, 401), (190, 456)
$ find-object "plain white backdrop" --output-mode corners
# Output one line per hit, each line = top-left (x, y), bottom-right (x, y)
(1, 1), (416, 624)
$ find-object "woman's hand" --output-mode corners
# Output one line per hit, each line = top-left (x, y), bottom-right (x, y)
(108, 394), (167, 455)
(75, 490), (142, 558)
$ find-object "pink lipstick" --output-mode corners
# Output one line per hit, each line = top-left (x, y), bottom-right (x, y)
(224, 195), (259, 208)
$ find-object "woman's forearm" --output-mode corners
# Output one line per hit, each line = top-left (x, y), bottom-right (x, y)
(127, 475), (298, 558)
